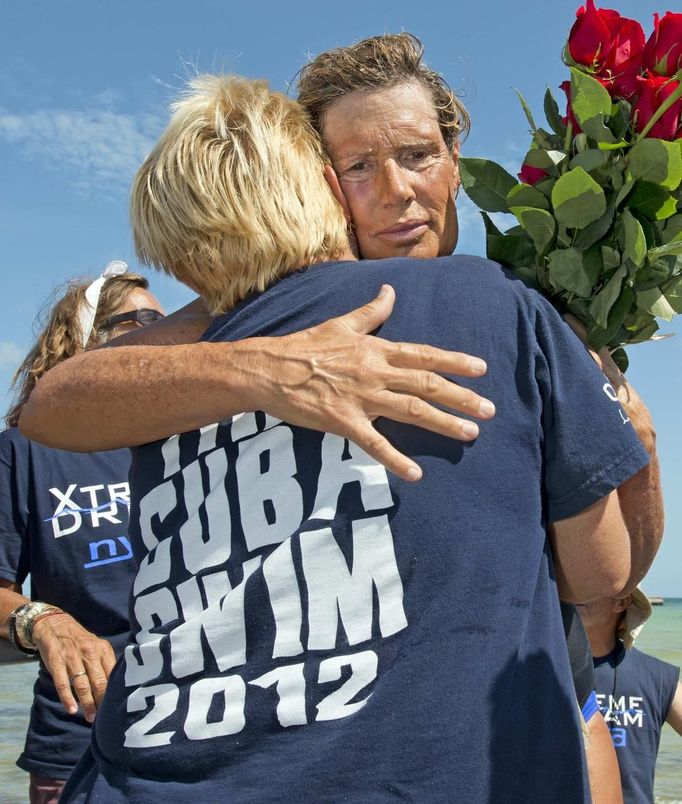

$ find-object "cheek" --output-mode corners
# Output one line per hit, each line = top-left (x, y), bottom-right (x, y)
(340, 181), (376, 235)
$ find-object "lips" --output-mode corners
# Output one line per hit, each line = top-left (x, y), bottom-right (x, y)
(375, 220), (430, 241)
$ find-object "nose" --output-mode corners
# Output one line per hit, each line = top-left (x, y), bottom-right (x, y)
(377, 160), (416, 207)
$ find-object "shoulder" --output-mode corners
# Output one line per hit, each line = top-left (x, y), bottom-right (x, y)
(629, 647), (680, 680)
(0, 426), (29, 466)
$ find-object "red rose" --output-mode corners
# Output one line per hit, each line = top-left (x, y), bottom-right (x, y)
(602, 16), (645, 98)
(642, 12), (682, 77)
(518, 164), (549, 186)
(560, 81), (583, 133)
(568, 1), (644, 98)
(568, 0), (613, 69)
(607, 53), (644, 99)
(632, 72), (682, 139)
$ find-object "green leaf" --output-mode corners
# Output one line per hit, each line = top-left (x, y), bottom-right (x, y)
(620, 209), (647, 268)
(570, 67), (612, 122)
(569, 67), (617, 144)
(547, 247), (601, 296)
(523, 149), (555, 170)
(507, 183), (550, 211)
(647, 237), (682, 261)
(662, 214), (682, 243)
(610, 347), (629, 372)
(602, 246), (621, 270)
(511, 207), (556, 256)
(482, 213), (538, 270)
(637, 288), (676, 321)
(569, 149), (609, 173)
(610, 100), (633, 140)
(587, 288), (635, 350)
(627, 182), (678, 221)
(628, 138), (682, 191)
(615, 179), (636, 208)
(459, 158), (518, 213)
(590, 265), (627, 328)
(544, 88), (567, 138)
(663, 275), (682, 313)
(551, 167), (607, 229)
(634, 257), (678, 290)
(573, 199), (616, 250)
(516, 89), (539, 133)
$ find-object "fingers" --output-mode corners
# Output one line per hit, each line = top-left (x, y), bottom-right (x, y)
(372, 390), (484, 441)
(70, 667), (97, 723)
(385, 341), (488, 379)
(345, 421), (422, 482)
(382, 366), (495, 421)
(34, 617), (113, 722)
(343, 385), (491, 482)
(334, 285), (396, 334)
(51, 661), (80, 717)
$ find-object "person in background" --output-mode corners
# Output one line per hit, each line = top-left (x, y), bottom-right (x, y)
(578, 589), (682, 802)
(0, 263), (165, 804)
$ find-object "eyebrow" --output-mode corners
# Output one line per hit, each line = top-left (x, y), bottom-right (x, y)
(334, 140), (440, 162)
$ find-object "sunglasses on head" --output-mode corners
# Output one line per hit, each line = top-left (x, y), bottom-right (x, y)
(100, 308), (165, 330)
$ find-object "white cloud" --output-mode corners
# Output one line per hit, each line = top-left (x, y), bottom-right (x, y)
(0, 102), (163, 195)
(0, 341), (25, 369)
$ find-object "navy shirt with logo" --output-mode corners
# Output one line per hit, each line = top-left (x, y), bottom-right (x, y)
(63, 256), (649, 803)
(594, 642), (679, 803)
(0, 428), (134, 779)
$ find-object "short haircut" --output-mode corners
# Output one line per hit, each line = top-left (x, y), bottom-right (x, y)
(131, 75), (349, 315)
(297, 33), (470, 152)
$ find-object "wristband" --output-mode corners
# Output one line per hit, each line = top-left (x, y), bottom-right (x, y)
(15, 602), (62, 649)
(8, 604), (39, 655)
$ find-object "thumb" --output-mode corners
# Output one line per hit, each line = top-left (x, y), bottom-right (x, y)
(338, 285), (396, 334)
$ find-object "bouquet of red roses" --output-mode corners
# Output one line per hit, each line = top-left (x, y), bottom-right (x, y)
(460, 1), (682, 370)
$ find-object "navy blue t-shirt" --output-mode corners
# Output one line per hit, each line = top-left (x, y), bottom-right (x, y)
(63, 256), (648, 803)
(0, 427), (135, 779)
(594, 642), (679, 803)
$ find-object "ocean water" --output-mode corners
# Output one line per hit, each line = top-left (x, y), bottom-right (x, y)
(0, 602), (680, 802)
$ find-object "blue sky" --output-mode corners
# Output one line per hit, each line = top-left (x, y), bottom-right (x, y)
(1, 0), (679, 594)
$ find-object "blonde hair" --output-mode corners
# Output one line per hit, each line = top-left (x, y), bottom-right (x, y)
(297, 33), (470, 152)
(131, 75), (349, 315)
(6, 273), (148, 427)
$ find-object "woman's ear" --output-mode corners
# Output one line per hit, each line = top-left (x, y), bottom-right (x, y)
(451, 143), (461, 198)
(324, 164), (352, 223)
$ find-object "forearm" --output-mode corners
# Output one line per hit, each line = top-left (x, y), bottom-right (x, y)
(0, 583), (29, 640)
(19, 340), (263, 452)
(615, 386), (664, 595)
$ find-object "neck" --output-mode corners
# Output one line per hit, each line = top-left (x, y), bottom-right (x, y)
(586, 626), (619, 659)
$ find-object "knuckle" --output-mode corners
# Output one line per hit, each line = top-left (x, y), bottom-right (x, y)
(405, 396), (427, 419)
(419, 370), (440, 396)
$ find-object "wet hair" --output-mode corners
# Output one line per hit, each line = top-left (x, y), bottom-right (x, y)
(130, 74), (348, 315)
(6, 272), (148, 427)
(296, 32), (470, 151)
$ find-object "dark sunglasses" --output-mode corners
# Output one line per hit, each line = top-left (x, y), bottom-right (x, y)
(100, 308), (165, 330)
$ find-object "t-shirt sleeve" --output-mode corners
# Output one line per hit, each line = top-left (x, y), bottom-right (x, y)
(531, 296), (650, 523)
(0, 431), (31, 585)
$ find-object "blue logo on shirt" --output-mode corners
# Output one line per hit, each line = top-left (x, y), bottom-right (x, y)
(84, 535), (133, 569)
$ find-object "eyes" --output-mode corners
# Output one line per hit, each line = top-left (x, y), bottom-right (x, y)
(341, 148), (437, 177)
